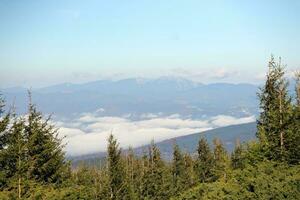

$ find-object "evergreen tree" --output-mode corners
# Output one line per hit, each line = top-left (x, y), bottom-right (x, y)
(296, 71), (300, 106)
(124, 147), (139, 200)
(231, 139), (246, 169)
(25, 95), (69, 184)
(286, 72), (300, 164)
(141, 141), (166, 200)
(257, 56), (293, 161)
(0, 95), (10, 150)
(212, 138), (229, 181)
(195, 138), (213, 183)
(106, 134), (128, 200)
(4, 117), (27, 198)
(139, 149), (149, 199)
(0, 114), (27, 194)
(0, 95), (11, 189)
(171, 143), (186, 194)
(183, 153), (195, 187)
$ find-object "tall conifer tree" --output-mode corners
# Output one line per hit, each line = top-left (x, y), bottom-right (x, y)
(231, 139), (246, 169)
(25, 93), (69, 183)
(286, 72), (300, 164)
(183, 153), (195, 187)
(257, 56), (293, 160)
(125, 147), (139, 199)
(212, 138), (229, 181)
(171, 143), (186, 193)
(195, 138), (213, 183)
(0, 95), (10, 188)
(0, 95), (10, 150)
(107, 134), (128, 200)
(4, 116), (27, 199)
(141, 141), (166, 200)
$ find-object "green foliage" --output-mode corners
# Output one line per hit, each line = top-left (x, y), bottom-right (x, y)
(171, 144), (193, 194)
(0, 95), (10, 150)
(124, 147), (143, 200)
(107, 134), (129, 200)
(2, 117), (27, 199)
(211, 138), (230, 181)
(0, 94), (70, 198)
(183, 153), (196, 186)
(26, 102), (69, 184)
(72, 164), (110, 199)
(0, 95), (10, 188)
(195, 137), (213, 183)
(242, 140), (266, 165)
(231, 141), (247, 169)
(141, 141), (170, 200)
(286, 71), (300, 164)
(172, 161), (300, 200)
(257, 56), (293, 161)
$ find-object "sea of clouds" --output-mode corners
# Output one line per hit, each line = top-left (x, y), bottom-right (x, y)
(55, 113), (256, 156)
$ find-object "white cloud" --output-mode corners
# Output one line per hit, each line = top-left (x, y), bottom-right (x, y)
(57, 113), (256, 156)
(211, 68), (239, 79)
(254, 72), (267, 81)
(168, 68), (243, 83)
(59, 127), (86, 138)
(95, 108), (105, 113)
(140, 113), (159, 119)
(210, 115), (256, 127)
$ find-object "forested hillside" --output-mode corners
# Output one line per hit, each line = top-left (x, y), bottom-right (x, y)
(139, 122), (257, 159)
(0, 57), (299, 199)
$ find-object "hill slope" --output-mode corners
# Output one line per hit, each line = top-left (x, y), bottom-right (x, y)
(72, 122), (257, 165)
(138, 122), (257, 159)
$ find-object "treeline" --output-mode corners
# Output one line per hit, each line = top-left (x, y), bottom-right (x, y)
(0, 56), (299, 199)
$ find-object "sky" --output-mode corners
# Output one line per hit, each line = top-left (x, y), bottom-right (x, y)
(1, 0), (300, 87)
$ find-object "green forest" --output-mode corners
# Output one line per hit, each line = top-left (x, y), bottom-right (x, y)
(0, 57), (299, 199)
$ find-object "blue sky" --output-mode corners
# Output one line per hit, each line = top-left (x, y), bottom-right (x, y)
(0, 0), (299, 87)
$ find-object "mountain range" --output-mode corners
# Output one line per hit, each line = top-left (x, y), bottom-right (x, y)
(1, 77), (259, 119)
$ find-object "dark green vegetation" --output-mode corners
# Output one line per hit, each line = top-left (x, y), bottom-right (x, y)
(0, 57), (299, 199)
(141, 122), (257, 159)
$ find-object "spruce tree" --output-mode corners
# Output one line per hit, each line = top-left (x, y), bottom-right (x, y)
(124, 147), (139, 200)
(25, 95), (69, 184)
(139, 149), (149, 199)
(257, 56), (293, 161)
(4, 116), (27, 198)
(0, 95), (10, 188)
(171, 143), (186, 194)
(296, 71), (300, 106)
(106, 134), (128, 200)
(183, 153), (195, 187)
(141, 141), (166, 200)
(0, 94), (10, 150)
(286, 72), (300, 164)
(231, 139), (246, 169)
(195, 138), (213, 183)
(212, 138), (229, 181)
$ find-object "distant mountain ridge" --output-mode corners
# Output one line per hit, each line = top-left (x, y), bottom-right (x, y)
(2, 77), (259, 119)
